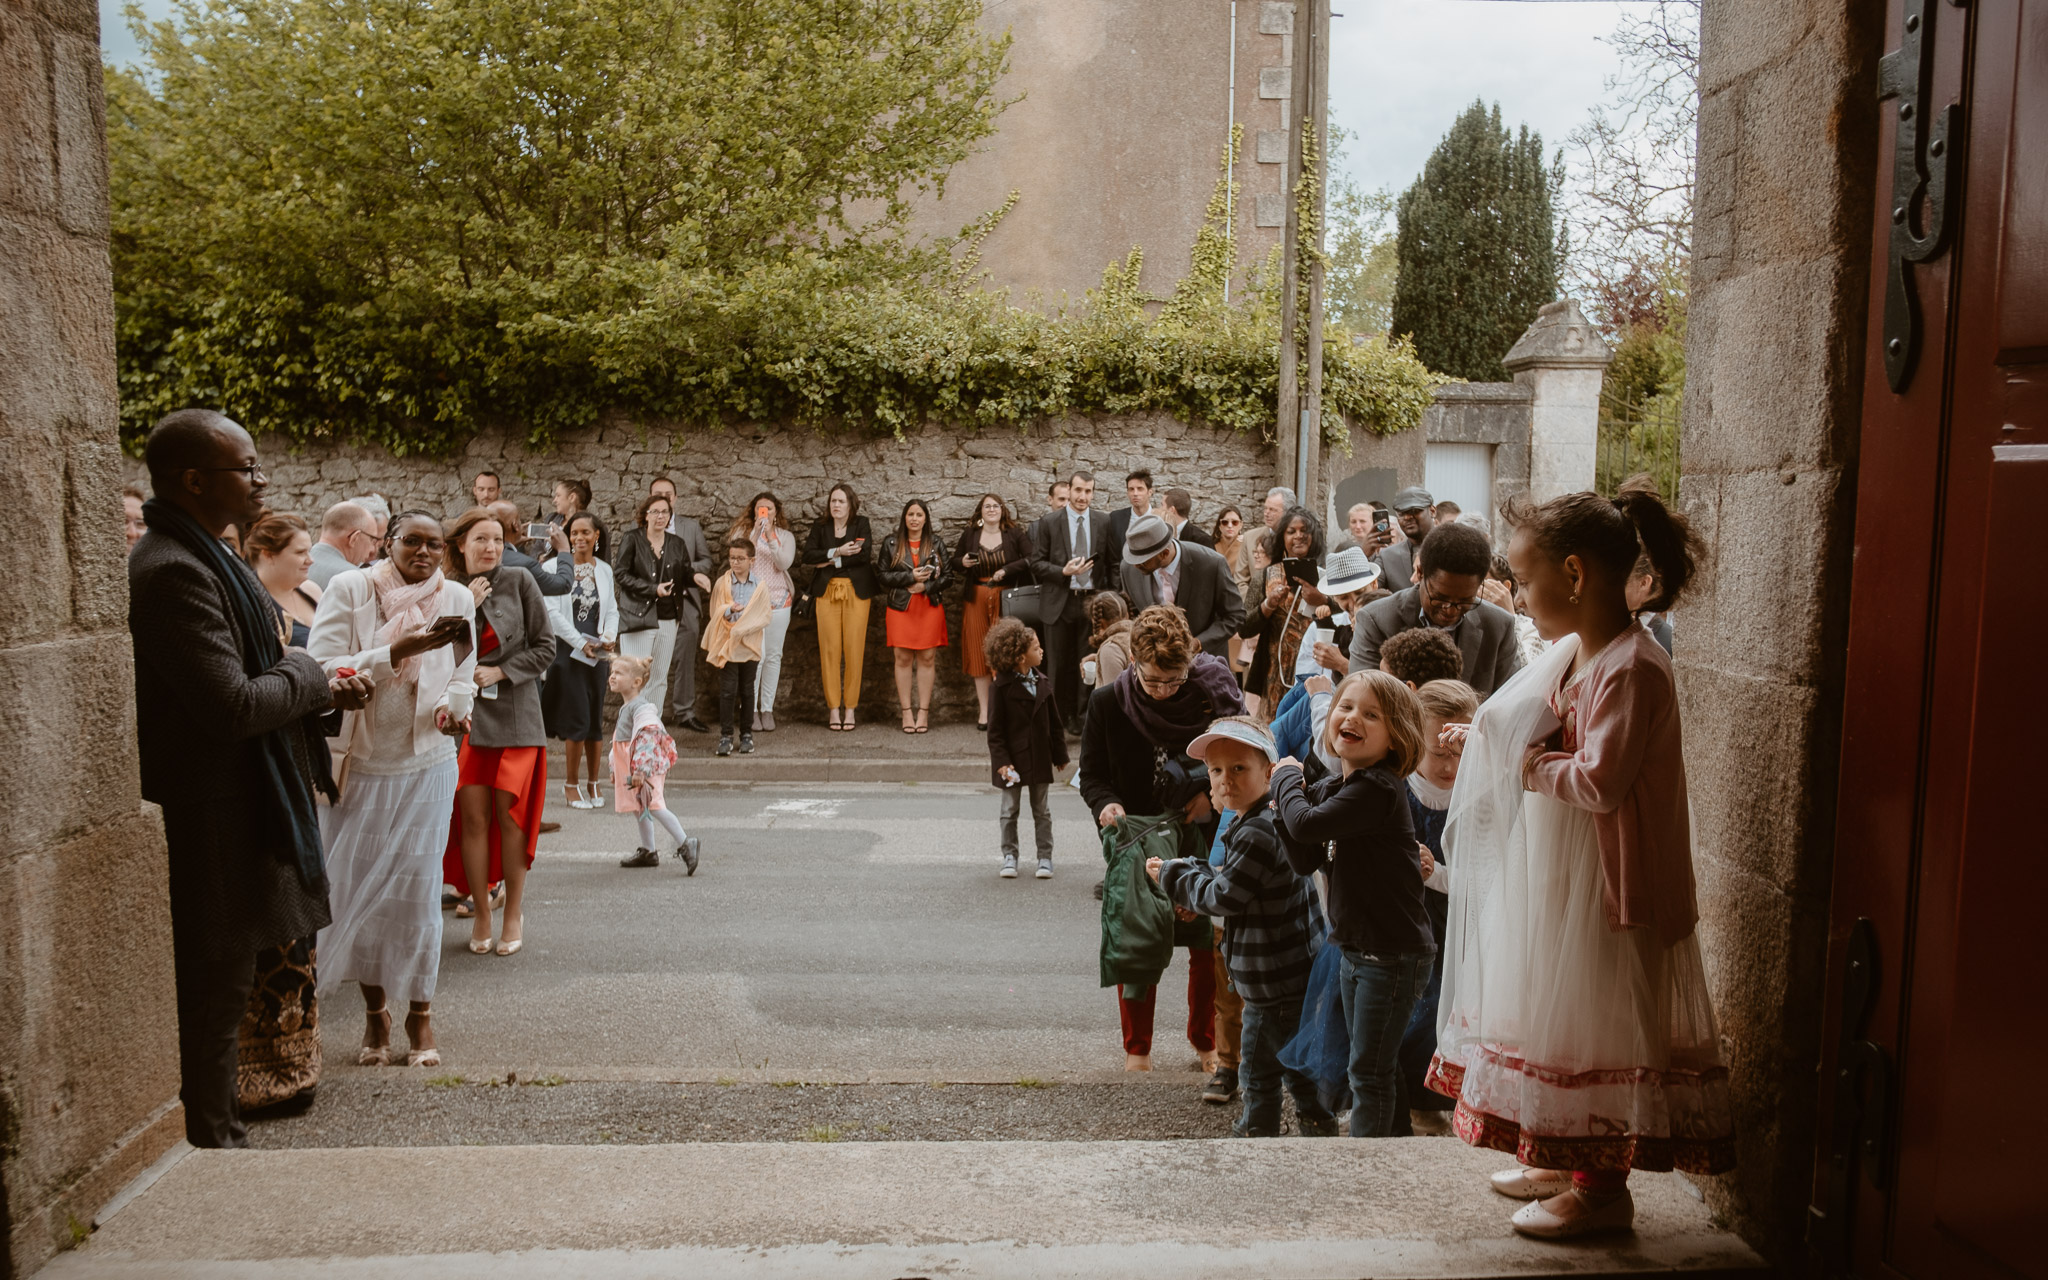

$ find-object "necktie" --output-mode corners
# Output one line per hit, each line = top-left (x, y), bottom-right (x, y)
(1074, 513), (1089, 587)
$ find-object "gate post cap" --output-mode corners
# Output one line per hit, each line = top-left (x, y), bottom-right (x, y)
(1503, 298), (1613, 372)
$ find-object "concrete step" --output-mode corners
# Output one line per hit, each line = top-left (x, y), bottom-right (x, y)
(48, 1138), (1766, 1279)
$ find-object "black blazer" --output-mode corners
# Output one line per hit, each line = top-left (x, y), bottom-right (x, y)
(1029, 506), (1114, 625)
(877, 531), (953, 612)
(802, 515), (878, 598)
(949, 525), (1036, 588)
(985, 667), (1069, 786)
(613, 527), (693, 633)
(1174, 520), (1216, 549)
(129, 530), (335, 953)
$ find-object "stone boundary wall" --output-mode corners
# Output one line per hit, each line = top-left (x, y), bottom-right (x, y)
(124, 414), (1277, 722)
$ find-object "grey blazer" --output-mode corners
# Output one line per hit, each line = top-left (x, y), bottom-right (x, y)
(129, 531), (335, 952)
(469, 565), (557, 747)
(1346, 586), (1525, 697)
(1029, 506), (1114, 625)
(1119, 540), (1246, 658)
(1372, 537), (1419, 592)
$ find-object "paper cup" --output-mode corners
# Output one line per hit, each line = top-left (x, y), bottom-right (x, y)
(445, 688), (474, 721)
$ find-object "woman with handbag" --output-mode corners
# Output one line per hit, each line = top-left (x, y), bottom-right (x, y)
(801, 483), (876, 731)
(951, 492), (1034, 730)
(878, 498), (952, 734)
(307, 511), (475, 1069)
(614, 494), (689, 722)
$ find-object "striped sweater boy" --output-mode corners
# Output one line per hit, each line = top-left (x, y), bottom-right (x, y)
(1159, 796), (1317, 1003)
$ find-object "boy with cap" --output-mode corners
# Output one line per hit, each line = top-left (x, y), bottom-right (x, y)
(1148, 716), (1337, 1138)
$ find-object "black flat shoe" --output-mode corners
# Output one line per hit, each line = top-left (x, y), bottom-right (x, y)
(678, 716), (711, 734)
(976, 721), (987, 732)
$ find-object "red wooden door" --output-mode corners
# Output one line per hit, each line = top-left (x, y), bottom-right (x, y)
(1814, 0), (2048, 1277)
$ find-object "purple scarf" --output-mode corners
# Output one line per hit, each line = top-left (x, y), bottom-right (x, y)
(1112, 653), (1247, 754)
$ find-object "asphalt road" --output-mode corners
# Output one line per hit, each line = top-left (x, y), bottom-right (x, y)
(314, 780), (1177, 1083)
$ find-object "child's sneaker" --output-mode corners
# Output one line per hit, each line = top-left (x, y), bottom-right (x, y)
(620, 847), (659, 868)
(1035, 859), (1053, 879)
(738, 734), (756, 754)
(1298, 1113), (1340, 1137)
(681, 836), (701, 876)
(716, 736), (733, 757)
(999, 855), (1019, 878)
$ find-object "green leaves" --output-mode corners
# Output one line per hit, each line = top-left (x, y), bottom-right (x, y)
(109, 0), (1436, 453)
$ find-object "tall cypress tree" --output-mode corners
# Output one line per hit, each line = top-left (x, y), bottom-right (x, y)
(1390, 101), (1559, 380)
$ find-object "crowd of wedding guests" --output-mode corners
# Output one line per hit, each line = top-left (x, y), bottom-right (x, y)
(124, 406), (1713, 1245)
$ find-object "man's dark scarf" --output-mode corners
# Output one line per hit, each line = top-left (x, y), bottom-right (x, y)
(1112, 652), (1246, 755)
(143, 498), (335, 893)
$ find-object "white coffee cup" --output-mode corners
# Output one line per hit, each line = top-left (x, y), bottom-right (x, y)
(445, 687), (474, 722)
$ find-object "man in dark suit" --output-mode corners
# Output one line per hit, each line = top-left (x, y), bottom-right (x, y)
(1119, 515), (1244, 658)
(1103, 467), (1156, 572)
(1030, 468), (1114, 734)
(488, 500), (572, 596)
(1159, 487), (1214, 548)
(1348, 520), (1525, 697)
(129, 409), (373, 1148)
(650, 475), (717, 732)
(1372, 485), (1436, 590)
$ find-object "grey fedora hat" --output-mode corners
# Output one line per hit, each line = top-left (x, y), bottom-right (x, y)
(1122, 514), (1175, 564)
(1318, 545), (1380, 595)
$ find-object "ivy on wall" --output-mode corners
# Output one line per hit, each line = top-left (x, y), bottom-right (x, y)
(108, 0), (1439, 457)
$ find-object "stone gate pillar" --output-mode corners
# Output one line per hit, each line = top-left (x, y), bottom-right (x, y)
(1503, 298), (1612, 502)
(0, 1), (184, 1273)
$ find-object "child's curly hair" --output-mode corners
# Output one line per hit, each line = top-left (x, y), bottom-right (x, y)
(983, 616), (1038, 674)
(1380, 628), (1464, 687)
(1129, 605), (1196, 670)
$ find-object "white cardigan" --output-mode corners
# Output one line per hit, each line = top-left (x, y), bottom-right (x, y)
(542, 556), (620, 651)
(307, 570), (478, 760)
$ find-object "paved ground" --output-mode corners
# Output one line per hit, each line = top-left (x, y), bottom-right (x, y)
(318, 780), (1133, 1083)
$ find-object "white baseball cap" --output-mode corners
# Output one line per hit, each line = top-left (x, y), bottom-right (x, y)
(1187, 717), (1279, 763)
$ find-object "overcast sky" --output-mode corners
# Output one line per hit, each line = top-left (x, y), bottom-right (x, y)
(100, 0), (1649, 201)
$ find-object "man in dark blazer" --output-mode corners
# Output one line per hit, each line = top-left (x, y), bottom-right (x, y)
(1119, 515), (1244, 658)
(1347, 520), (1525, 697)
(1029, 469), (1114, 734)
(1159, 487), (1214, 548)
(651, 476), (717, 732)
(488, 500), (571, 596)
(1104, 468), (1158, 571)
(129, 410), (373, 1148)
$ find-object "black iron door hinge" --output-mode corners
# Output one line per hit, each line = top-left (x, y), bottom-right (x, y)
(1807, 917), (1896, 1276)
(1877, 0), (1967, 393)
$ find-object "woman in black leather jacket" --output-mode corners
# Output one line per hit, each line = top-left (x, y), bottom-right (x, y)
(800, 483), (877, 730)
(877, 499), (952, 733)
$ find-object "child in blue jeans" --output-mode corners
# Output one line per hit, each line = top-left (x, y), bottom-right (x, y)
(1152, 716), (1336, 1137)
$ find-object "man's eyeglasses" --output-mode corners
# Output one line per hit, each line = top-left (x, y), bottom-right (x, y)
(1420, 579), (1480, 618)
(196, 464), (266, 481)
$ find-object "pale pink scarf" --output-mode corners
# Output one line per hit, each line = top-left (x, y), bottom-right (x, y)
(370, 560), (445, 682)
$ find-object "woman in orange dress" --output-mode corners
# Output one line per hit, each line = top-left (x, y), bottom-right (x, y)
(440, 507), (558, 957)
(879, 499), (952, 733)
(950, 493), (1035, 731)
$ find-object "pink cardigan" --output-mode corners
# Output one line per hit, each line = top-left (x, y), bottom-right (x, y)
(1527, 625), (1699, 945)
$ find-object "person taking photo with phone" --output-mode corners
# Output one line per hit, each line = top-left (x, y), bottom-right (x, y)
(1237, 506), (1328, 716)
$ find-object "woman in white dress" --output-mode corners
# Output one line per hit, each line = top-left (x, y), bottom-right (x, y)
(308, 511), (476, 1069)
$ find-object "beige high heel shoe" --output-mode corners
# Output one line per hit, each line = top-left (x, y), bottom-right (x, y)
(358, 1006), (392, 1067)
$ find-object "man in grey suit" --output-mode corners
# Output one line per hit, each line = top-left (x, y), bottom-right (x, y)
(1030, 469), (1114, 734)
(1371, 485), (1436, 591)
(306, 500), (376, 589)
(1120, 515), (1244, 658)
(1348, 520), (1525, 697)
(651, 475), (717, 732)
(129, 410), (374, 1147)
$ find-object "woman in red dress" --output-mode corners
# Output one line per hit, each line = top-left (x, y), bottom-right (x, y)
(878, 499), (952, 733)
(441, 508), (558, 956)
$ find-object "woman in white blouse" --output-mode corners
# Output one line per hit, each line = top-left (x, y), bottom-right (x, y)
(307, 511), (476, 1069)
(540, 511), (620, 809)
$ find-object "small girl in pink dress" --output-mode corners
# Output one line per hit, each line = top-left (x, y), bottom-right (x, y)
(1427, 485), (1735, 1240)
(607, 656), (699, 873)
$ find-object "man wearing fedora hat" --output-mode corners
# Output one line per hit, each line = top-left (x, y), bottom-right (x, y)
(1119, 515), (1245, 660)
(1373, 486), (1436, 590)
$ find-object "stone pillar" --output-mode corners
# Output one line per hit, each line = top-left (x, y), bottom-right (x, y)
(1502, 298), (1612, 502)
(0, 0), (185, 1273)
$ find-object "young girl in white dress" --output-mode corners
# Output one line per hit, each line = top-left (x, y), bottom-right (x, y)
(1426, 485), (1735, 1239)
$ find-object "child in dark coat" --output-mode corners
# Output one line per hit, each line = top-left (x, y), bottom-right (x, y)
(984, 617), (1068, 879)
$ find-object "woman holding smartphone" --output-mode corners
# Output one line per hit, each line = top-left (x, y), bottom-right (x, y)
(614, 495), (689, 725)
(1236, 506), (1326, 716)
(950, 492), (1033, 730)
(307, 511), (476, 1067)
(801, 483), (875, 730)
(878, 498), (952, 733)
(726, 492), (797, 731)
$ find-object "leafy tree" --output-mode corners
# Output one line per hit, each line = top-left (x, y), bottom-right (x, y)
(108, 0), (1011, 450)
(1322, 126), (1398, 336)
(1389, 100), (1558, 380)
